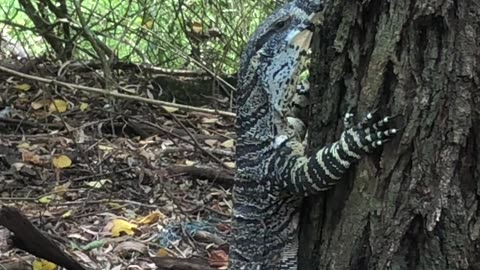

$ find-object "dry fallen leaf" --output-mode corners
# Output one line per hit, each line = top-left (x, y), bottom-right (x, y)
(204, 139), (218, 147)
(135, 211), (165, 225)
(161, 106), (179, 113)
(15, 83), (31, 91)
(32, 259), (57, 270)
(38, 194), (58, 204)
(49, 99), (68, 113)
(209, 249), (228, 268)
(62, 209), (73, 218)
(221, 139), (235, 148)
(224, 162), (235, 169)
(54, 181), (71, 195)
(185, 159), (197, 166)
(52, 155), (72, 169)
(86, 179), (111, 189)
(111, 219), (138, 237)
(201, 117), (219, 124)
(21, 150), (43, 165)
(156, 248), (172, 257)
(79, 102), (89, 111)
(98, 144), (116, 151)
(31, 99), (49, 110)
(17, 142), (31, 150)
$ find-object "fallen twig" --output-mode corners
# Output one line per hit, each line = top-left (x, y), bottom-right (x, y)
(0, 206), (87, 270)
(0, 65), (235, 117)
(167, 164), (234, 187)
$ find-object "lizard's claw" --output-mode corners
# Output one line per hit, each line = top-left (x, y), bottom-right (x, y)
(342, 111), (398, 154)
(343, 112), (355, 129)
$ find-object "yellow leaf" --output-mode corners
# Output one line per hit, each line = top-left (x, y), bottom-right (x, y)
(49, 99), (68, 113)
(161, 106), (178, 113)
(52, 155), (72, 169)
(143, 20), (154, 29)
(86, 179), (111, 188)
(221, 139), (235, 148)
(15, 83), (31, 91)
(191, 21), (203, 33)
(32, 259), (57, 270)
(16, 142), (31, 149)
(157, 248), (172, 257)
(31, 99), (49, 110)
(38, 194), (56, 204)
(135, 211), (165, 225)
(111, 219), (138, 237)
(62, 209), (73, 218)
(224, 162), (235, 169)
(79, 102), (89, 112)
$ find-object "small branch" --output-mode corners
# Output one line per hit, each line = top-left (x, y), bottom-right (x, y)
(160, 146), (234, 158)
(167, 164), (233, 187)
(72, 0), (113, 89)
(0, 206), (87, 270)
(0, 65), (235, 117)
(150, 256), (216, 270)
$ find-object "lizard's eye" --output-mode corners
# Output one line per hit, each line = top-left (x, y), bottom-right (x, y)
(276, 20), (286, 29)
(254, 16), (291, 52)
(274, 17), (290, 30)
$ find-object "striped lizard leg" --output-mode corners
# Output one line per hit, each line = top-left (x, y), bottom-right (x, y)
(273, 111), (397, 194)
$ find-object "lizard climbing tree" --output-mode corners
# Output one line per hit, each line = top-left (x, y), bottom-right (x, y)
(299, 1), (480, 269)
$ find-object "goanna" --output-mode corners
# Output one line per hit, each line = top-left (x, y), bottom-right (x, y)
(229, 0), (398, 269)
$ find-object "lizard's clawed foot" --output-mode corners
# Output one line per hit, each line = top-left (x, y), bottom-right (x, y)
(343, 111), (398, 154)
(343, 112), (355, 129)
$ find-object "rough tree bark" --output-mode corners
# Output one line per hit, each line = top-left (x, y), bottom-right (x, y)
(299, 1), (480, 269)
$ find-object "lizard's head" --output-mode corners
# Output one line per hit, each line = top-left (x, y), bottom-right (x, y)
(239, 1), (324, 77)
(236, 1), (325, 140)
(237, 0), (324, 122)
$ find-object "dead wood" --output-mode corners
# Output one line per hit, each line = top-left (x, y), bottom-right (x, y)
(150, 256), (216, 270)
(166, 164), (234, 187)
(0, 206), (87, 270)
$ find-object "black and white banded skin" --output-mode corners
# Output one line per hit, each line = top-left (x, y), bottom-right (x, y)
(230, 0), (398, 269)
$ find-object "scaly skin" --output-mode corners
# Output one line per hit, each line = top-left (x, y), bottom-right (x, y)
(230, 1), (398, 269)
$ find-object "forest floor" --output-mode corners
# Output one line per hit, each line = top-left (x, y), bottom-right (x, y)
(0, 59), (234, 270)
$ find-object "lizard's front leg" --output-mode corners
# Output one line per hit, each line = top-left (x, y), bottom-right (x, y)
(273, 111), (398, 194)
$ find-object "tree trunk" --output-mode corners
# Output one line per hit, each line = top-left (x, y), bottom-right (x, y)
(299, 1), (480, 269)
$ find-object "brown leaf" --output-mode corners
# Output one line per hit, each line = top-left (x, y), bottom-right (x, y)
(208, 249), (228, 268)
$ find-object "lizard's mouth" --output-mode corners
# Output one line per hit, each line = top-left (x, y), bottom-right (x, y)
(309, 11), (323, 26)
(288, 29), (314, 52)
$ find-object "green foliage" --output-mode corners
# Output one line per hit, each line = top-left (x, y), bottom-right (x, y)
(0, 0), (282, 74)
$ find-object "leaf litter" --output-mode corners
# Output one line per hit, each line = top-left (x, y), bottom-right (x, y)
(0, 60), (234, 269)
